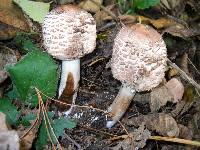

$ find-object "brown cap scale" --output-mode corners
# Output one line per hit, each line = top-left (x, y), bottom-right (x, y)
(42, 5), (96, 114)
(107, 24), (167, 128)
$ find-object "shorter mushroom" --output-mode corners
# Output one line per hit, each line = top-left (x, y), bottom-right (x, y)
(42, 5), (96, 114)
(107, 24), (167, 128)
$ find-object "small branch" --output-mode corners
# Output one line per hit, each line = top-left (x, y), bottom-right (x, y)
(36, 88), (63, 150)
(110, 134), (200, 147)
(167, 58), (200, 91)
(150, 136), (200, 147)
(63, 132), (82, 149)
(89, 0), (119, 21)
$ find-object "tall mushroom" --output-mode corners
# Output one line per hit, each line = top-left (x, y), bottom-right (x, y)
(107, 24), (167, 128)
(42, 5), (96, 114)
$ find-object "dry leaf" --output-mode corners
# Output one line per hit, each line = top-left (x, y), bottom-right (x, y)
(165, 78), (184, 102)
(150, 78), (184, 112)
(168, 68), (179, 78)
(111, 124), (151, 150)
(178, 124), (193, 139)
(94, 10), (109, 27)
(19, 109), (40, 150)
(137, 16), (176, 29)
(179, 53), (189, 74)
(0, 0), (29, 40)
(150, 18), (176, 29)
(150, 85), (173, 112)
(79, 0), (102, 13)
(0, 23), (19, 40)
(0, 45), (17, 83)
(127, 113), (179, 137)
(20, 129), (38, 150)
(163, 24), (200, 38)
(0, 7), (29, 30)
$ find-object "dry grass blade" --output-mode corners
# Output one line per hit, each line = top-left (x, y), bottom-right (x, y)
(35, 87), (63, 150)
(89, 0), (118, 21)
(19, 106), (40, 140)
(110, 134), (200, 147)
(149, 136), (200, 147)
(167, 59), (200, 91)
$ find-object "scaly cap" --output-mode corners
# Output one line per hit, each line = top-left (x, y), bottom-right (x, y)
(111, 24), (167, 91)
(42, 5), (96, 60)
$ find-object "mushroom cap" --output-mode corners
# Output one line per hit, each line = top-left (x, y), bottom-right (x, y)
(42, 5), (96, 60)
(111, 24), (167, 92)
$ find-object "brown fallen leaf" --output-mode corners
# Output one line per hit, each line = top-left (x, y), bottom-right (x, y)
(0, 45), (17, 84)
(0, 23), (20, 40)
(111, 124), (151, 150)
(163, 24), (200, 38)
(0, 0), (29, 40)
(150, 18), (176, 29)
(178, 124), (193, 140)
(127, 113), (179, 137)
(94, 10), (109, 27)
(79, 0), (103, 13)
(20, 127), (38, 150)
(150, 78), (184, 112)
(137, 16), (176, 29)
(19, 109), (40, 150)
(165, 78), (184, 102)
(0, 7), (28, 30)
(168, 67), (179, 78)
(150, 85), (173, 112)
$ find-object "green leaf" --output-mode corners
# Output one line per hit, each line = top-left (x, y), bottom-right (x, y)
(36, 113), (76, 150)
(52, 117), (76, 142)
(6, 86), (20, 100)
(19, 113), (37, 127)
(0, 98), (21, 125)
(36, 119), (47, 150)
(7, 50), (58, 106)
(134, 0), (160, 9)
(13, 0), (50, 23)
(13, 33), (39, 53)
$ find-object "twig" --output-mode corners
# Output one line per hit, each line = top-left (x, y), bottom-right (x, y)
(41, 100), (63, 150)
(36, 88), (63, 150)
(187, 58), (200, 76)
(149, 136), (200, 147)
(81, 125), (116, 137)
(167, 58), (200, 91)
(110, 134), (200, 147)
(89, 0), (118, 21)
(88, 57), (106, 66)
(63, 132), (82, 149)
(19, 98), (41, 139)
(36, 88), (57, 150)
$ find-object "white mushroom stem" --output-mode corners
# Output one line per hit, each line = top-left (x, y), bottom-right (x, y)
(106, 85), (136, 128)
(59, 59), (80, 115)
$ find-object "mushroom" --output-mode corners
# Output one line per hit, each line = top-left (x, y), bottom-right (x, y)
(107, 24), (167, 128)
(42, 5), (96, 114)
